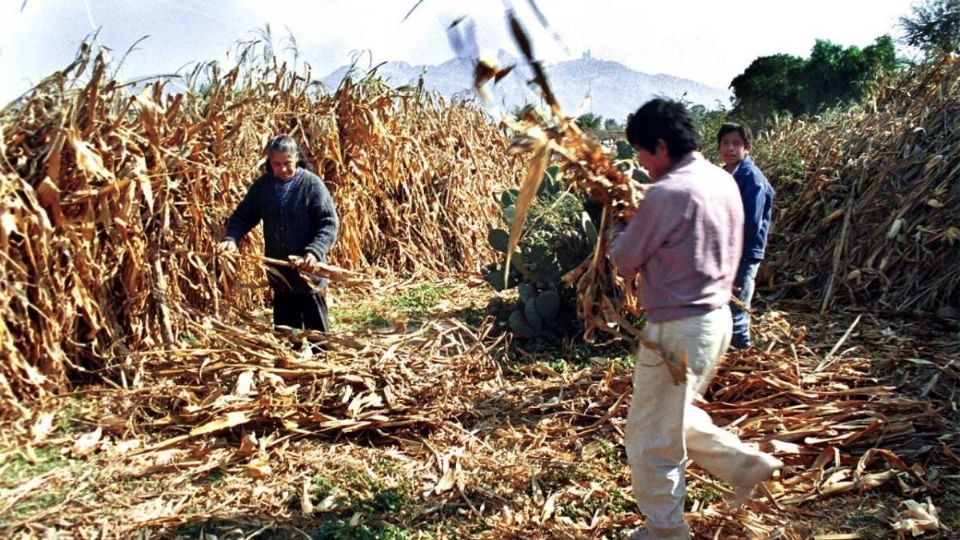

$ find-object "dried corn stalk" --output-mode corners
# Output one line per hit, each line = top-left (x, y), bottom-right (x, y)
(499, 12), (643, 342)
(0, 40), (525, 414)
(756, 56), (960, 314)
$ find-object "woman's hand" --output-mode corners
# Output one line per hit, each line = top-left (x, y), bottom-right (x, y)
(294, 253), (322, 275)
(216, 240), (237, 253)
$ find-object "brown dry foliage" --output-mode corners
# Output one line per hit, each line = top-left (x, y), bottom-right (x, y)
(757, 57), (960, 315)
(0, 42), (525, 416)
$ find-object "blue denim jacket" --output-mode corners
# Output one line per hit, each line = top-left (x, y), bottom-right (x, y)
(732, 156), (774, 260)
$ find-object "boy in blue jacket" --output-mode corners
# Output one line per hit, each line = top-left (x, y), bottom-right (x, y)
(717, 123), (774, 349)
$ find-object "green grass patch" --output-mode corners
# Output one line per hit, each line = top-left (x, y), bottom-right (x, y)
(387, 283), (449, 320)
(685, 483), (725, 506)
(332, 305), (393, 331)
(0, 445), (69, 487)
(291, 459), (420, 539)
(311, 519), (409, 540)
(0, 445), (80, 522)
(56, 397), (87, 435)
(595, 438), (622, 470)
(332, 283), (457, 331)
(560, 483), (634, 522)
(507, 338), (633, 372)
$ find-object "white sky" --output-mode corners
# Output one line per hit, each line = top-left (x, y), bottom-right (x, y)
(0, 0), (918, 105)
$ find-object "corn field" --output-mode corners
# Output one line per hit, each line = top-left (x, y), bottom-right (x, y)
(0, 40), (957, 539)
(0, 42), (524, 417)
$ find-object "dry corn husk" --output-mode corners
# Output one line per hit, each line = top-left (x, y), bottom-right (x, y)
(0, 40), (525, 415)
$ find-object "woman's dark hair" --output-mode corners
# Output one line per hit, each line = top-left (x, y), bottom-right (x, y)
(716, 122), (753, 147)
(625, 98), (701, 158)
(262, 134), (309, 175)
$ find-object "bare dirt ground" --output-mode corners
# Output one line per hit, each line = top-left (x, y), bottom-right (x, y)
(1, 279), (957, 539)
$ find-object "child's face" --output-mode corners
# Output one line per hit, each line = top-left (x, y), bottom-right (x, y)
(719, 131), (749, 169)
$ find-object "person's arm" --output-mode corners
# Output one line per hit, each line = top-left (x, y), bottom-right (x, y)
(223, 181), (262, 245)
(736, 169), (765, 251)
(303, 179), (339, 262)
(608, 188), (681, 278)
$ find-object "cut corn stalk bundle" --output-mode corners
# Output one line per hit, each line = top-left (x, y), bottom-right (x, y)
(0, 41), (524, 415)
(755, 56), (960, 315)
(498, 12), (644, 343)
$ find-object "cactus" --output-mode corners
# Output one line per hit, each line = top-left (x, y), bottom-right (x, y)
(488, 228), (510, 253)
(508, 309), (537, 338)
(534, 290), (560, 321)
(484, 168), (599, 340)
(523, 298), (544, 332)
(518, 282), (537, 303)
(503, 288), (563, 338)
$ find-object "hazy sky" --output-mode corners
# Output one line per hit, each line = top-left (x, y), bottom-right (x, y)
(0, 0), (919, 105)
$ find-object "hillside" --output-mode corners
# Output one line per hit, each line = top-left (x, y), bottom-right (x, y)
(321, 51), (731, 121)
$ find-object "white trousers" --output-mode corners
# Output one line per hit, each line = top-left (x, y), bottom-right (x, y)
(624, 306), (771, 538)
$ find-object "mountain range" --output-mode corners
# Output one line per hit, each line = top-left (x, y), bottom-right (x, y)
(320, 51), (732, 121)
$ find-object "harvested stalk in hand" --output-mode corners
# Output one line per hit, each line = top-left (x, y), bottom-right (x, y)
(256, 255), (373, 288)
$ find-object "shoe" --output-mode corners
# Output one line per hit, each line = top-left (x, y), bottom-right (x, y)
(622, 524), (690, 539)
(729, 454), (783, 508)
(623, 528), (651, 540)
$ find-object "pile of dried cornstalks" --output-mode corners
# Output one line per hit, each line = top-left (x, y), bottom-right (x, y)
(0, 42), (524, 416)
(3, 291), (956, 537)
(757, 56), (960, 315)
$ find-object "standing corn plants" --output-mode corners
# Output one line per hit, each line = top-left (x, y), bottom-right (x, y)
(0, 40), (525, 416)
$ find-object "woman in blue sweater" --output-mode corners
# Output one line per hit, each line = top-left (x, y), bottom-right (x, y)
(717, 123), (774, 349)
(217, 135), (339, 332)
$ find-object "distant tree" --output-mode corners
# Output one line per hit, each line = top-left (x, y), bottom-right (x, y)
(687, 103), (730, 159)
(731, 36), (899, 127)
(575, 112), (602, 132)
(603, 118), (622, 132)
(899, 0), (960, 54)
(801, 36), (898, 111)
(730, 54), (805, 124)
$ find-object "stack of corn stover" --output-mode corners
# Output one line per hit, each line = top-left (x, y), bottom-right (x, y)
(0, 41), (525, 415)
(753, 57), (960, 315)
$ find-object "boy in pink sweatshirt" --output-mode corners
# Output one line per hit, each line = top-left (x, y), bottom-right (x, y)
(609, 99), (782, 540)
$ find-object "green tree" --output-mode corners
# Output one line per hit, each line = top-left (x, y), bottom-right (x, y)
(731, 36), (898, 127)
(575, 112), (602, 132)
(688, 103), (730, 159)
(800, 36), (898, 111)
(900, 0), (960, 54)
(730, 54), (805, 124)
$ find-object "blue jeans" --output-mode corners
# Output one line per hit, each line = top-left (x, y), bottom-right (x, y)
(731, 258), (761, 349)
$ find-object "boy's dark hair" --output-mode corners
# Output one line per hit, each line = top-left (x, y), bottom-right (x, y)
(262, 134), (310, 175)
(625, 98), (701, 158)
(716, 122), (753, 147)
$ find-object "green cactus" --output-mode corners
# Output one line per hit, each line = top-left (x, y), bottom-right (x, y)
(483, 167), (600, 340)
(482, 263), (512, 291)
(488, 228), (510, 253)
(535, 290), (560, 321)
(523, 298), (544, 332)
(518, 282), (537, 303)
(508, 309), (537, 338)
